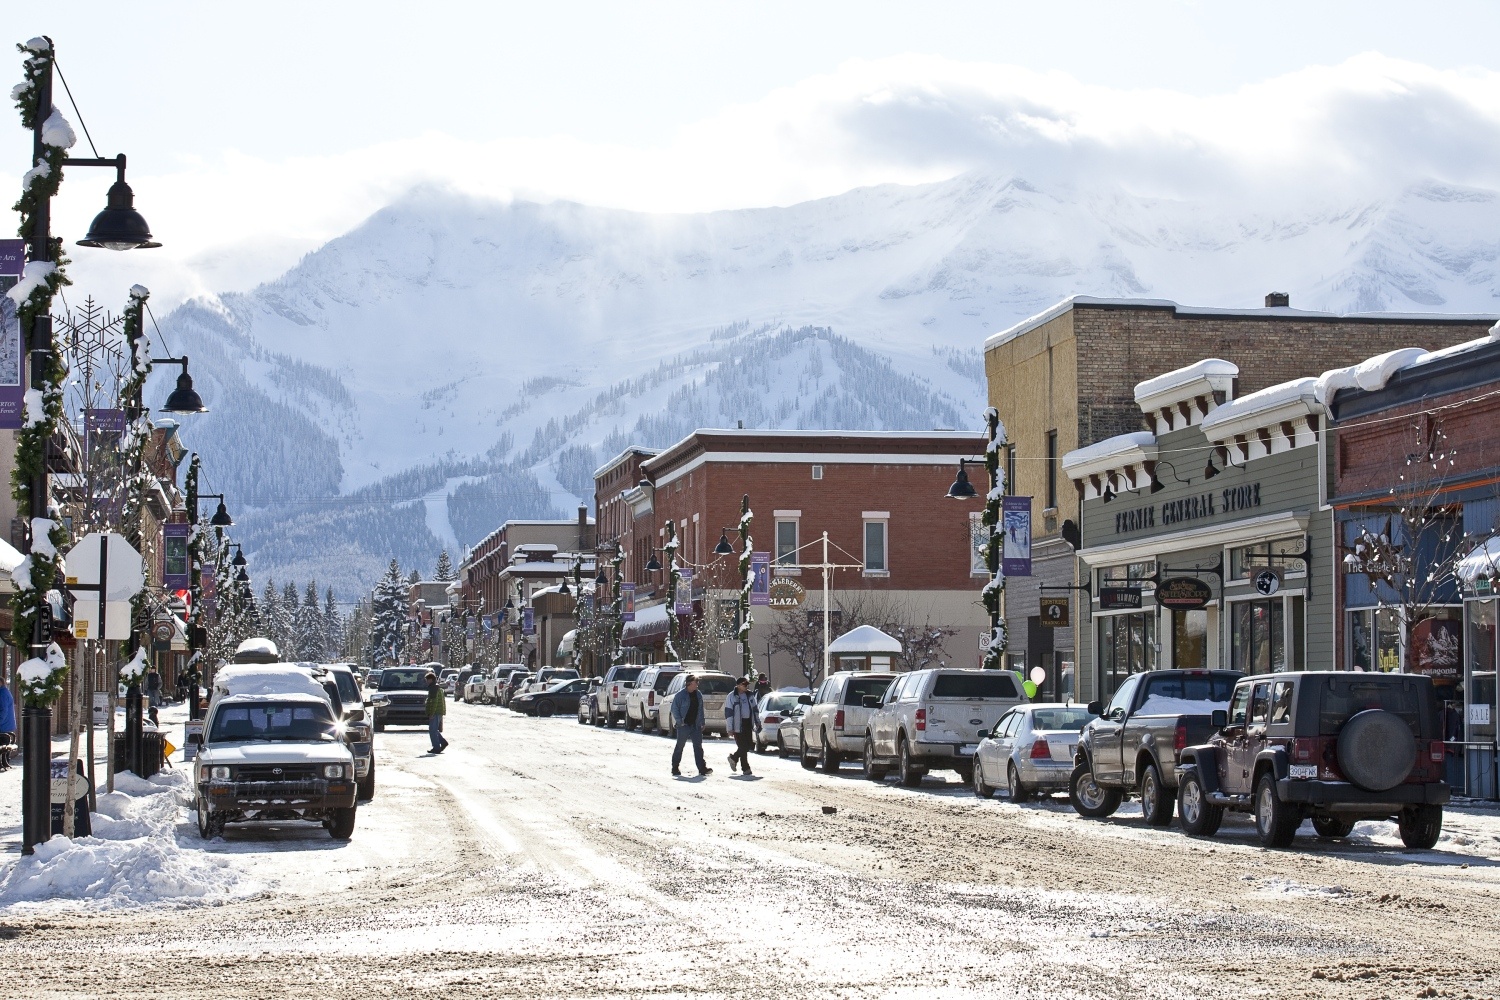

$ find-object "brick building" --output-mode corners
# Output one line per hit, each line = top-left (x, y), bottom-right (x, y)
(984, 294), (1495, 685)
(598, 429), (990, 687)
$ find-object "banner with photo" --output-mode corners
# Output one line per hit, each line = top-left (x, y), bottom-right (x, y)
(0, 239), (25, 430)
(675, 568), (694, 615)
(750, 552), (770, 605)
(621, 582), (636, 621)
(1002, 496), (1033, 577)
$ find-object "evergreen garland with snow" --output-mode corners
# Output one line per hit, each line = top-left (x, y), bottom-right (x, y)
(980, 407), (1009, 669)
(664, 522), (681, 660)
(736, 494), (754, 678)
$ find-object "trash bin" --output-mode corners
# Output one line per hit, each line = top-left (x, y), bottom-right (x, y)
(113, 730), (166, 777)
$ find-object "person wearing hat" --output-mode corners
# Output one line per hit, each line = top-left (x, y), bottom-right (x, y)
(424, 671), (449, 754)
(723, 676), (762, 776)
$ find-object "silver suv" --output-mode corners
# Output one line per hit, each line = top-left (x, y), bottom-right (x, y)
(864, 669), (1029, 787)
(797, 672), (898, 772)
(625, 664), (682, 732)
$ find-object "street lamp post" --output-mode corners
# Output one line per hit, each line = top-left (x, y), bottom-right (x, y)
(185, 465), (232, 720)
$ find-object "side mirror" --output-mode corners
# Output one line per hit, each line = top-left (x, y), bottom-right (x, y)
(797, 695), (813, 705)
(1086, 701), (1102, 716)
(977, 729), (989, 740)
(1211, 709), (1228, 729)
(862, 695), (880, 709)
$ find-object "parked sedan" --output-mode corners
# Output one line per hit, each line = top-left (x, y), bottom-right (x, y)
(512, 678), (590, 717)
(757, 690), (808, 753)
(776, 701), (808, 758)
(973, 703), (1097, 801)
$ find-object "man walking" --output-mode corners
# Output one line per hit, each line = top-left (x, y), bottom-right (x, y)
(425, 671), (449, 754)
(670, 674), (712, 777)
(724, 677), (762, 775)
(755, 673), (771, 701)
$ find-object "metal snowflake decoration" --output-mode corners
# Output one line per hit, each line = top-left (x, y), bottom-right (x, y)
(57, 296), (131, 413)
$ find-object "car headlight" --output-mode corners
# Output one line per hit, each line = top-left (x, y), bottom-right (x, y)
(323, 764), (346, 779)
(210, 766), (231, 780)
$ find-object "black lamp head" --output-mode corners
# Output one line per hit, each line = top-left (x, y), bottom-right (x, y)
(595, 570), (608, 586)
(235, 566), (249, 582)
(77, 178), (160, 251)
(1101, 485), (1116, 503)
(1149, 476), (1165, 495)
(1204, 457), (1221, 480)
(502, 597), (514, 612)
(231, 545), (247, 567)
(558, 577), (571, 597)
(714, 531), (734, 556)
(946, 460), (978, 500)
(210, 500), (233, 526)
(161, 360), (207, 413)
(645, 551), (662, 572)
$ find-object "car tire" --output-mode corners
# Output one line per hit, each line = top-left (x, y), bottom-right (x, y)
(1312, 815), (1356, 839)
(1176, 768), (1223, 837)
(778, 734), (790, 759)
(972, 759), (995, 798)
(1398, 805), (1443, 850)
(800, 737), (819, 771)
(898, 738), (923, 787)
(373, 719), (385, 733)
(357, 762), (376, 802)
(604, 711), (617, 729)
(624, 711), (638, 732)
(864, 737), (889, 781)
(536, 699), (555, 718)
(821, 732), (842, 772)
(1007, 763), (1030, 803)
(1139, 762), (1174, 827)
(327, 806), (356, 841)
(1254, 773), (1301, 848)
(196, 794), (224, 840)
(1069, 761), (1122, 818)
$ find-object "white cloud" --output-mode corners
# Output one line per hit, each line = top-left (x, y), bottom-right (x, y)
(16, 53), (1500, 309)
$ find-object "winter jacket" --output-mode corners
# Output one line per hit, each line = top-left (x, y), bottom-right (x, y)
(0, 685), (14, 733)
(670, 688), (703, 729)
(723, 690), (760, 733)
(425, 686), (447, 718)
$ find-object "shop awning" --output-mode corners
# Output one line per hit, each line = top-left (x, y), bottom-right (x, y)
(1458, 537), (1500, 586)
(557, 629), (578, 657)
(826, 624), (903, 656)
(621, 602), (671, 646)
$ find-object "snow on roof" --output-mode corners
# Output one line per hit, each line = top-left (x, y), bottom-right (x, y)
(1134, 359), (1238, 406)
(984, 295), (1499, 353)
(212, 666), (329, 700)
(1458, 537), (1500, 586)
(826, 625), (903, 655)
(1200, 377), (1320, 438)
(592, 445), (662, 480)
(1313, 348), (1429, 407)
(1061, 431), (1157, 475)
(0, 536), (22, 574)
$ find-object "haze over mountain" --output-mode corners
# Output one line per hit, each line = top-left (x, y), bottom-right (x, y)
(152, 168), (1500, 599)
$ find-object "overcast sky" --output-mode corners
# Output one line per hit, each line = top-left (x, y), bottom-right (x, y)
(8, 1), (1500, 306)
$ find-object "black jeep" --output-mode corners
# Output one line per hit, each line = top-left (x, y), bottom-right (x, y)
(1177, 671), (1449, 849)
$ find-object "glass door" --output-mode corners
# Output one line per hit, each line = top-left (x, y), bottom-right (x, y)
(1464, 599), (1497, 799)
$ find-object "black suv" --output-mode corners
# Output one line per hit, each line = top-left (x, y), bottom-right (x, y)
(1177, 671), (1450, 849)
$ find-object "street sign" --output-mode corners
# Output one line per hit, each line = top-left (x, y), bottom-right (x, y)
(978, 630), (992, 650)
(1040, 597), (1070, 627)
(1098, 586), (1143, 610)
(1158, 578), (1213, 611)
(92, 692), (110, 727)
(65, 531), (146, 640)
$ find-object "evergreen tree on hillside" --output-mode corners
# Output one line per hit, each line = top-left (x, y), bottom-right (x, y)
(295, 581), (326, 661)
(435, 549), (455, 581)
(281, 581), (303, 659)
(369, 560), (409, 666)
(343, 597), (370, 664)
(407, 568), (421, 585)
(323, 587), (344, 660)
(261, 581), (290, 656)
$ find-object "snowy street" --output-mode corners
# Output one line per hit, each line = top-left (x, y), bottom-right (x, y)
(3, 702), (1500, 998)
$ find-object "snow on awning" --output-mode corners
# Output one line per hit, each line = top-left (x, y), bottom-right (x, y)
(557, 629), (578, 657)
(621, 602), (671, 646)
(1458, 538), (1500, 587)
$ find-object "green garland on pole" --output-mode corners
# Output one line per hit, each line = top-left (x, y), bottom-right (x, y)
(609, 548), (626, 665)
(664, 521), (680, 660)
(736, 494), (753, 679)
(980, 407), (1010, 670)
(118, 285), (153, 657)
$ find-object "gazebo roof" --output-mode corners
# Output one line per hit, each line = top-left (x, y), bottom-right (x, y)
(826, 625), (902, 655)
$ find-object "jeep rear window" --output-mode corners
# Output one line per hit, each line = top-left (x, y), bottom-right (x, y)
(1318, 678), (1421, 736)
(931, 674), (1019, 699)
(844, 676), (895, 705)
(1142, 674), (1239, 703)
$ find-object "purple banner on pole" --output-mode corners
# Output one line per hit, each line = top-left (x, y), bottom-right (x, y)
(675, 568), (694, 615)
(620, 583), (635, 621)
(750, 552), (770, 606)
(1002, 495), (1033, 577)
(163, 523), (191, 589)
(522, 606), (535, 636)
(0, 239), (23, 279)
(0, 239), (24, 430)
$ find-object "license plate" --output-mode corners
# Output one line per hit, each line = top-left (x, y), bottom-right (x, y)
(961, 744), (980, 755)
(1288, 764), (1317, 780)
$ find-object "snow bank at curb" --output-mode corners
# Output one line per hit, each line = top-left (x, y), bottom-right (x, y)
(0, 769), (261, 911)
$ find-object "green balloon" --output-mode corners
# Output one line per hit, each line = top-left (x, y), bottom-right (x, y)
(1023, 679), (1038, 699)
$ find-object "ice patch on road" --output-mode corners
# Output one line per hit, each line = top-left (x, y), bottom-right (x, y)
(1252, 878), (1350, 898)
(0, 769), (260, 911)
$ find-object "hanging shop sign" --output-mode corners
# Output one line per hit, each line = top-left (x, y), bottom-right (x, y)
(1253, 568), (1282, 597)
(621, 583), (636, 621)
(1040, 597), (1070, 627)
(0, 239), (23, 430)
(769, 577), (807, 608)
(1158, 577), (1213, 611)
(1002, 496), (1033, 576)
(1098, 586), (1143, 610)
(675, 568), (695, 615)
(750, 552), (770, 606)
(162, 523), (190, 590)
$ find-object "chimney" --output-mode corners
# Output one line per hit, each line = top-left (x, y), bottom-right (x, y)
(1265, 291), (1289, 308)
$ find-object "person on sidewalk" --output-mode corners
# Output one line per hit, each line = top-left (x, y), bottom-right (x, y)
(754, 673), (771, 701)
(0, 680), (15, 772)
(425, 672), (449, 754)
(670, 674), (712, 777)
(724, 677), (762, 776)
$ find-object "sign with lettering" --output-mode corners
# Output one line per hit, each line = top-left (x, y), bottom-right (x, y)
(1098, 586), (1143, 610)
(769, 577), (806, 608)
(1158, 577), (1213, 611)
(1112, 483), (1263, 535)
(675, 568), (694, 615)
(0, 239), (23, 430)
(162, 523), (190, 589)
(749, 552), (770, 606)
(1040, 597), (1070, 627)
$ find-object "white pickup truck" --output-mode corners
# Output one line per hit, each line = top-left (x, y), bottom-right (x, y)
(864, 669), (1029, 787)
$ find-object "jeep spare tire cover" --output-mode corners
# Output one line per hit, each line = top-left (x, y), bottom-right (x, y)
(1336, 709), (1417, 792)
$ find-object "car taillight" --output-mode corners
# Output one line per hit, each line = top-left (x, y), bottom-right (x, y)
(1429, 740), (1445, 764)
(1174, 720), (1188, 753)
(1030, 739), (1051, 760)
(611, 685), (619, 698)
(1291, 738), (1318, 763)
(915, 708), (926, 732)
(765, 715), (781, 724)
(834, 710), (845, 731)
(647, 692), (655, 706)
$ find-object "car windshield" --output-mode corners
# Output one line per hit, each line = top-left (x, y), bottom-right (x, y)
(1318, 677), (1422, 736)
(209, 702), (337, 743)
(1029, 707), (1096, 731)
(379, 669), (429, 691)
(330, 671), (360, 704)
(696, 676), (735, 695)
(762, 694), (801, 713)
(844, 676), (895, 705)
(931, 673), (1019, 699)
(653, 672), (680, 693)
(366, 671), (383, 687)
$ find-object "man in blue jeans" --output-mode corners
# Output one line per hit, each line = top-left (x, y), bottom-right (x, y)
(669, 674), (712, 777)
(425, 672), (449, 754)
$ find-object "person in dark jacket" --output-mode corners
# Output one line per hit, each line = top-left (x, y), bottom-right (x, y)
(0, 681), (15, 771)
(669, 675), (712, 777)
(754, 674), (771, 701)
(724, 677), (762, 775)
(425, 672), (449, 754)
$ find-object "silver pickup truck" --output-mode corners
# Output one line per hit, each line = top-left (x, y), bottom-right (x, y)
(864, 669), (1029, 787)
(1071, 669), (1242, 826)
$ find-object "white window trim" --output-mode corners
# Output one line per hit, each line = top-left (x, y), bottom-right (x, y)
(775, 515), (801, 572)
(863, 515), (889, 575)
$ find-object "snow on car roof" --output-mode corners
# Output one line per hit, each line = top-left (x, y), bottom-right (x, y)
(214, 666), (329, 700)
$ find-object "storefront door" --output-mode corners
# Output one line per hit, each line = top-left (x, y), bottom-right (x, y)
(1464, 598), (1497, 799)
(1172, 609), (1208, 670)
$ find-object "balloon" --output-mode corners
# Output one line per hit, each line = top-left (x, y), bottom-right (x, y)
(1029, 666), (1046, 685)
(1023, 679), (1038, 699)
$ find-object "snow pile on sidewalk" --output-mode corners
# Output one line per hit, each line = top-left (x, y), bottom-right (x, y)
(0, 769), (260, 910)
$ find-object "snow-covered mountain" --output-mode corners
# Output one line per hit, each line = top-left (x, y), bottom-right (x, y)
(154, 170), (1500, 598)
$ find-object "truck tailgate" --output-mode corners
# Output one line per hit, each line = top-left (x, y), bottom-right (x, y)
(925, 701), (1008, 744)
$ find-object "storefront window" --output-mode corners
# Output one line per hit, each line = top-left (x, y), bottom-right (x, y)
(1098, 561), (1157, 590)
(1230, 595), (1304, 674)
(1464, 599), (1496, 798)
(1229, 536), (1307, 581)
(1349, 608), (1402, 672)
(1172, 609), (1208, 669)
(1098, 611), (1156, 697)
